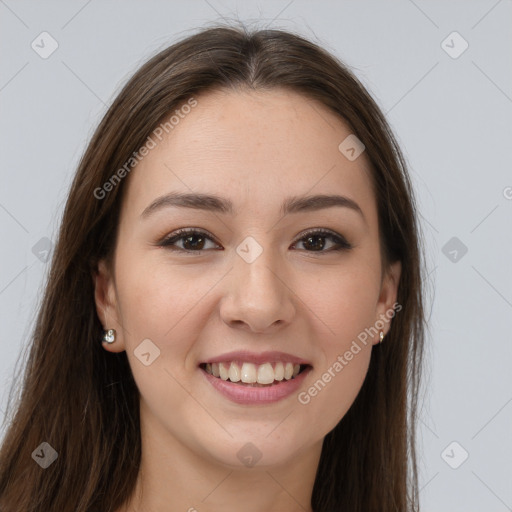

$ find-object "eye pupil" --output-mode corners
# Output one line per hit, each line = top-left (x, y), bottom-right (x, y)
(304, 235), (325, 251)
(184, 234), (205, 250)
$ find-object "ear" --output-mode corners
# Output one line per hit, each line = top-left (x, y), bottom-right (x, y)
(92, 259), (126, 352)
(373, 260), (402, 344)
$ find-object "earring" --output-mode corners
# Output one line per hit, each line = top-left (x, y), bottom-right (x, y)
(102, 329), (116, 344)
(379, 331), (384, 344)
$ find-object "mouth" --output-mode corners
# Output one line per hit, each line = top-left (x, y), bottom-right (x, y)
(199, 361), (312, 387)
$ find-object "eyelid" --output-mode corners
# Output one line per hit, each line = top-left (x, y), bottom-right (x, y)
(292, 227), (352, 250)
(157, 227), (222, 250)
(157, 227), (352, 252)
(294, 227), (345, 241)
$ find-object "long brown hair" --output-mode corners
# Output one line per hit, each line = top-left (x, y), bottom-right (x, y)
(0, 24), (427, 511)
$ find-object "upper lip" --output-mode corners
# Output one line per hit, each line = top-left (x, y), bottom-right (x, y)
(200, 350), (312, 366)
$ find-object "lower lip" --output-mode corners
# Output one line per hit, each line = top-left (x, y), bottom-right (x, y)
(200, 366), (312, 405)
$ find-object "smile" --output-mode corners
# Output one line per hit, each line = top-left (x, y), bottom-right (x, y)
(200, 361), (309, 386)
(199, 361), (312, 404)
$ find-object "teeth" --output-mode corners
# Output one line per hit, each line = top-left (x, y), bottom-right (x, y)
(228, 362), (241, 382)
(241, 362), (257, 383)
(219, 362), (229, 381)
(284, 362), (293, 380)
(274, 361), (284, 381)
(257, 362), (274, 385)
(204, 361), (305, 384)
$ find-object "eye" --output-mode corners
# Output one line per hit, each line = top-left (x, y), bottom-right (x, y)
(158, 228), (221, 252)
(158, 227), (352, 254)
(291, 228), (352, 252)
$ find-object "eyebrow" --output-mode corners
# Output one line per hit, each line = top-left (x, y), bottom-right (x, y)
(140, 191), (366, 223)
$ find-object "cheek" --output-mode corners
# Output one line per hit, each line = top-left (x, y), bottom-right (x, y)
(298, 345), (372, 438)
(297, 266), (377, 430)
(114, 255), (235, 396)
(113, 259), (210, 415)
(117, 254), (215, 338)
(303, 256), (381, 345)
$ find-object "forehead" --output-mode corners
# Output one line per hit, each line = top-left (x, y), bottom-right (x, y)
(121, 87), (377, 224)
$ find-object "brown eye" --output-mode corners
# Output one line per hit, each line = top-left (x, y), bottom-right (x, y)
(180, 233), (206, 250)
(159, 229), (221, 252)
(302, 234), (327, 251)
(292, 229), (352, 252)
(158, 228), (352, 254)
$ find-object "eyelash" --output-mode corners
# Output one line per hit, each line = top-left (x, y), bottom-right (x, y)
(157, 227), (352, 254)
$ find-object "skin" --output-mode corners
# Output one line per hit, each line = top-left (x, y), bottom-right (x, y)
(94, 87), (401, 512)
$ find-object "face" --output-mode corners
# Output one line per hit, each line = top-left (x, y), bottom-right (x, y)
(94, 88), (401, 469)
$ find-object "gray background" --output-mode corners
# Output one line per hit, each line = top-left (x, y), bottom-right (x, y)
(1, 1), (511, 510)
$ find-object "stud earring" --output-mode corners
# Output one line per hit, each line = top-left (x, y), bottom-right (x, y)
(102, 329), (116, 344)
(379, 331), (384, 343)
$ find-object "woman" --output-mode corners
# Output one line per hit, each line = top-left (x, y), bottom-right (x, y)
(0, 24), (427, 512)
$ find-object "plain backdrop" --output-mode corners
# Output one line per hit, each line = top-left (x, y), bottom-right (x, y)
(1, 1), (511, 511)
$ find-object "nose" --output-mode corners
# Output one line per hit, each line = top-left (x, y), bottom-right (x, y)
(219, 240), (296, 333)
